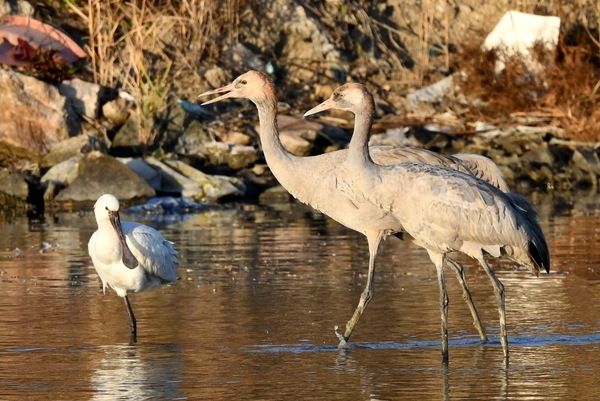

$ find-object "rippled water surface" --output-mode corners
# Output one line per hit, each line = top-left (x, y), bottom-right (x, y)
(2, 193), (600, 400)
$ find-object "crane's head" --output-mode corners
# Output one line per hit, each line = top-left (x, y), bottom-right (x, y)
(198, 70), (276, 106)
(303, 83), (373, 117)
(93, 193), (138, 269)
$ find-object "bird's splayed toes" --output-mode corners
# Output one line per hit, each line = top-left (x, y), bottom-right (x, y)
(334, 325), (348, 348)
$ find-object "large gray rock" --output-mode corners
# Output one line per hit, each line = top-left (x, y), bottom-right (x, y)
(142, 157), (245, 201)
(55, 151), (155, 202)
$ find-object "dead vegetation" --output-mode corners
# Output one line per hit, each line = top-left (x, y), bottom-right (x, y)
(60, 0), (240, 143)
(457, 27), (600, 141)
(28, 0), (600, 143)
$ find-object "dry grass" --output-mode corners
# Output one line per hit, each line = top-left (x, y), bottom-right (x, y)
(67, 0), (241, 144)
(456, 23), (600, 141)
(54, 0), (598, 143)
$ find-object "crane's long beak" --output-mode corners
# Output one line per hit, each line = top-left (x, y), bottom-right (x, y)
(198, 82), (237, 105)
(303, 97), (335, 117)
(108, 210), (139, 269)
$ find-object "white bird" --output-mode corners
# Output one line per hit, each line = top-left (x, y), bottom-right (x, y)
(197, 71), (521, 354)
(304, 82), (550, 360)
(88, 194), (179, 342)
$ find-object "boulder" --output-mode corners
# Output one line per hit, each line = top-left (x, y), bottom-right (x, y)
(54, 151), (155, 202)
(0, 168), (29, 200)
(0, 70), (69, 162)
(41, 133), (109, 168)
(161, 158), (245, 200)
(41, 156), (81, 188)
(109, 113), (148, 156)
(58, 78), (102, 121)
(203, 142), (257, 170)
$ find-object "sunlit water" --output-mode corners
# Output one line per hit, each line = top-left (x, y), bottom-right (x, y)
(1, 192), (600, 400)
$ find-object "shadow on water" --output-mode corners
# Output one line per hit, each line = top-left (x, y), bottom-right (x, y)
(2, 192), (600, 399)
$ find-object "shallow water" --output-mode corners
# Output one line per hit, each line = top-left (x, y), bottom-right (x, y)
(1, 193), (600, 400)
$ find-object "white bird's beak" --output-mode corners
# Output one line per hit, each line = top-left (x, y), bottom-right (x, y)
(108, 210), (138, 269)
(198, 82), (238, 105)
(303, 97), (336, 117)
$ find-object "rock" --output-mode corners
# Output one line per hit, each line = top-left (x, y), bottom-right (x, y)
(41, 156), (81, 187)
(228, 145), (257, 170)
(54, 151), (155, 202)
(281, 5), (341, 81)
(41, 133), (109, 168)
(175, 120), (215, 155)
(102, 93), (135, 128)
(144, 156), (204, 198)
(215, 130), (253, 146)
(126, 196), (209, 215)
(0, 69), (69, 159)
(58, 78), (101, 120)
(0, 168), (29, 200)
(370, 127), (415, 148)
(0, 0), (34, 16)
(224, 42), (265, 72)
(118, 158), (162, 190)
(258, 185), (293, 205)
(203, 66), (230, 89)
(0, 140), (41, 170)
(112, 113), (144, 147)
(203, 142), (257, 170)
(255, 115), (323, 156)
(161, 158), (245, 200)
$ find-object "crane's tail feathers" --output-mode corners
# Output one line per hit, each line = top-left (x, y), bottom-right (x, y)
(507, 193), (550, 274)
(528, 236), (550, 274)
(505, 193), (539, 220)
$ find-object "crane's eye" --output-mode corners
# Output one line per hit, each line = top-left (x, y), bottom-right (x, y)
(240, 79), (247, 85)
(105, 206), (109, 210)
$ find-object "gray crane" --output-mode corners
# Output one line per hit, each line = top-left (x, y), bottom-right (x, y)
(197, 71), (538, 358)
(304, 82), (550, 360)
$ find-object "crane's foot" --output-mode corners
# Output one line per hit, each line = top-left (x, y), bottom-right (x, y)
(334, 325), (348, 348)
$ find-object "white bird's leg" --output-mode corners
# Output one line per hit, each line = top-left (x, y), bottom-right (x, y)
(337, 232), (383, 348)
(124, 295), (137, 343)
(477, 256), (508, 359)
(429, 252), (449, 362)
(445, 257), (488, 343)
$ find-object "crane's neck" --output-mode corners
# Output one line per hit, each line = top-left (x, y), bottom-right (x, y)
(253, 96), (307, 197)
(347, 100), (375, 170)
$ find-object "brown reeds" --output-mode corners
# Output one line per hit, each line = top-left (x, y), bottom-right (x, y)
(68, 0), (239, 145)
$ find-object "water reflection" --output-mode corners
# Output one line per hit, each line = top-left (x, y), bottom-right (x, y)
(2, 193), (600, 399)
(91, 344), (184, 400)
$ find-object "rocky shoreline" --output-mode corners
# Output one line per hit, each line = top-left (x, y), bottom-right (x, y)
(1, 1), (598, 217)
(1, 65), (598, 218)
(1, 64), (599, 217)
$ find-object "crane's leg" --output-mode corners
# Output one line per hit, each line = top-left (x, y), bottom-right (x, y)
(478, 257), (508, 359)
(336, 232), (384, 348)
(445, 257), (488, 343)
(429, 252), (449, 362)
(124, 295), (137, 343)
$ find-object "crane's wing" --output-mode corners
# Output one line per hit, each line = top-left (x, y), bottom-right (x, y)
(122, 222), (179, 282)
(370, 146), (464, 169)
(451, 153), (510, 192)
(370, 146), (510, 193)
(382, 164), (521, 251)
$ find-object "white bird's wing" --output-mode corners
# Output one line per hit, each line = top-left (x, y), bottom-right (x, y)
(122, 222), (179, 282)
